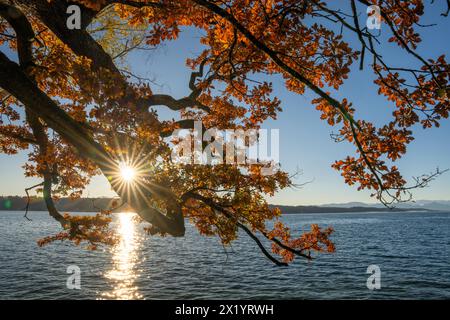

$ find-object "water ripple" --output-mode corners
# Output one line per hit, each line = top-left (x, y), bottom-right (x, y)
(0, 211), (449, 299)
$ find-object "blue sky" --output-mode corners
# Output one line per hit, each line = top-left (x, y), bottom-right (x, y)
(0, 2), (449, 205)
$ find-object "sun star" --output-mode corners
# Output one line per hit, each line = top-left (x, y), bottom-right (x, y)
(119, 163), (136, 182)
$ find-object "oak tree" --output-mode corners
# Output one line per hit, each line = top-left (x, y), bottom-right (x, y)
(0, 0), (448, 265)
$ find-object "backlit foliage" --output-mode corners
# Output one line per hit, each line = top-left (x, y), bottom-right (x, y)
(0, 0), (448, 265)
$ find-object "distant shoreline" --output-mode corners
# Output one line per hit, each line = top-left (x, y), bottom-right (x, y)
(0, 196), (438, 214)
(273, 205), (435, 214)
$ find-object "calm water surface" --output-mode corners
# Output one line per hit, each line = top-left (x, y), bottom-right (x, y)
(0, 211), (449, 299)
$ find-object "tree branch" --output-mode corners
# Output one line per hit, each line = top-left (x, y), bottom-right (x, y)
(0, 50), (185, 236)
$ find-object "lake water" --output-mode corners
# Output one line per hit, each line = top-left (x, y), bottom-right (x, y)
(0, 210), (449, 299)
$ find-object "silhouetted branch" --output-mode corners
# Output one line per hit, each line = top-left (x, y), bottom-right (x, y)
(23, 182), (44, 221)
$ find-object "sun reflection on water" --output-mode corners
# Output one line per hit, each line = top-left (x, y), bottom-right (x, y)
(101, 212), (143, 300)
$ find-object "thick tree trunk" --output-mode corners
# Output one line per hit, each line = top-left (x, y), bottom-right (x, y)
(0, 51), (185, 236)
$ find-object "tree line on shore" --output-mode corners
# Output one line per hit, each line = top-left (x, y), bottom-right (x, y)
(0, 196), (429, 214)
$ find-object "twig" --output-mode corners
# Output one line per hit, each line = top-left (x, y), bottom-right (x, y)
(23, 182), (44, 221)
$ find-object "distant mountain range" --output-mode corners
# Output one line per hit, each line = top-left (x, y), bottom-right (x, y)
(319, 200), (450, 212)
(1, 196), (448, 213)
(272, 205), (433, 214)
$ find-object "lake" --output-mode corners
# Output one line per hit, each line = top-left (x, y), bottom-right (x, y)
(0, 210), (449, 299)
